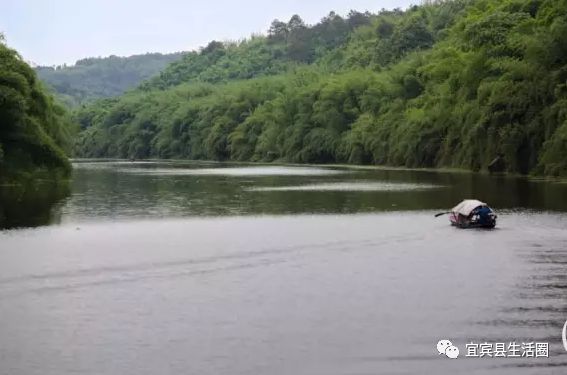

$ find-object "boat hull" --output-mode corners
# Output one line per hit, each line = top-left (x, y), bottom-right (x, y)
(449, 212), (496, 229)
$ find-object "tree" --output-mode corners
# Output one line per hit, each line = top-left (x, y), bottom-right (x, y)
(286, 15), (314, 62)
(347, 10), (371, 29)
(288, 15), (306, 31)
(70, 0), (567, 177)
(201, 40), (225, 55)
(0, 42), (73, 183)
(268, 20), (289, 42)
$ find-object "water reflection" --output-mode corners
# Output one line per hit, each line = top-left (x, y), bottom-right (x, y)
(1, 164), (567, 374)
(2, 161), (567, 228)
(248, 181), (442, 192)
(0, 181), (69, 229)
(120, 165), (346, 176)
(60, 161), (567, 225)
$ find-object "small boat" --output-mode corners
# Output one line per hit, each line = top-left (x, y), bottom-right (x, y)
(448, 199), (497, 229)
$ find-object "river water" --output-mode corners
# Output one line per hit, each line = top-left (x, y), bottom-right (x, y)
(1, 160), (567, 374)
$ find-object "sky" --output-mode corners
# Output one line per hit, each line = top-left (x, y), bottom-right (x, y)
(2, 0), (417, 66)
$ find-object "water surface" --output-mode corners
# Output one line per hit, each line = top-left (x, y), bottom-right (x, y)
(1, 160), (567, 375)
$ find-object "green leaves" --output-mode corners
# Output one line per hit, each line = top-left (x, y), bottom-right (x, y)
(0, 43), (72, 183)
(72, 0), (567, 176)
(36, 53), (185, 105)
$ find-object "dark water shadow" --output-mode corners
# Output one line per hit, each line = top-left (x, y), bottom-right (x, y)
(0, 180), (70, 229)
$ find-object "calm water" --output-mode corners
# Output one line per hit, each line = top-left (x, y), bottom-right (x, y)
(1, 160), (567, 374)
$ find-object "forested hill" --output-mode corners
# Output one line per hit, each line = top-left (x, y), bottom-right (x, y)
(36, 52), (185, 105)
(0, 37), (73, 183)
(74, 0), (567, 177)
(138, 11), (375, 90)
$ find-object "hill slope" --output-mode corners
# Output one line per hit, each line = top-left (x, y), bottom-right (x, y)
(74, 0), (567, 176)
(36, 52), (185, 105)
(0, 38), (73, 183)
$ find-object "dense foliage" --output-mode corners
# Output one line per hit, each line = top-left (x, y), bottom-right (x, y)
(0, 38), (73, 183)
(139, 11), (373, 91)
(36, 52), (185, 105)
(74, 0), (567, 176)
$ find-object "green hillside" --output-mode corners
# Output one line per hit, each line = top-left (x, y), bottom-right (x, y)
(36, 52), (185, 105)
(74, 0), (567, 176)
(0, 38), (73, 183)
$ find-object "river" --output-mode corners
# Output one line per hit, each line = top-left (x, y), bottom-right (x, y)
(1, 160), (566, 374)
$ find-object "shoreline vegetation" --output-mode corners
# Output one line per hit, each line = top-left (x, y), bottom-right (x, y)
(0, 35), (74, 186)
(3, 0), (567, 183)
(69, 0), (567, 177)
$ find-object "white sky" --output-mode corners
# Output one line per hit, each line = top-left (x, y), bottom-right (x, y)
(2, 0), (416, 66)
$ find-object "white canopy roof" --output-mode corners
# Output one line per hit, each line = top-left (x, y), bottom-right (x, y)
(452, 199), (487, 216)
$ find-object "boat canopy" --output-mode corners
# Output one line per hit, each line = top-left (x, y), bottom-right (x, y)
(452, 199), (487, 216)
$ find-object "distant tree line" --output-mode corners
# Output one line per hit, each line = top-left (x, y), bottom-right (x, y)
(72, 0), (567, 176)
(36, 53), (185, 106)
